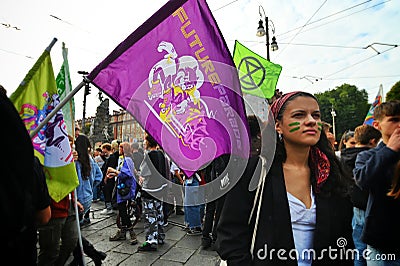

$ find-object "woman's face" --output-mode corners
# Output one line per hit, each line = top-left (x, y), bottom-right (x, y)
(275, 96), (322, 147)
(344, 136), (356, 148)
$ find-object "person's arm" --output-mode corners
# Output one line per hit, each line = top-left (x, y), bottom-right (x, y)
(33, 157), (51, 225)
(36, 206), (51, 225)
(215, 159), (257, 266)
(353, 146), (399, 189)
(174, 169), (184, 184)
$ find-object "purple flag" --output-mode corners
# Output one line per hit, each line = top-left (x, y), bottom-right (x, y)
(88, 0), (249, 177)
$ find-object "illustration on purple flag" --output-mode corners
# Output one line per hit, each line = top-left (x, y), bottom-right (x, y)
(88, 0), (250, 182)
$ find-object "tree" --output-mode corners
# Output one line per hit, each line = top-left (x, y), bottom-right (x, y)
(386, 81), (400, 101)
(314, 83), (370, 142)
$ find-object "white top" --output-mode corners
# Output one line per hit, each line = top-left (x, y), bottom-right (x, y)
(170, 162), (180, 173)
(287, 188), (316, 266)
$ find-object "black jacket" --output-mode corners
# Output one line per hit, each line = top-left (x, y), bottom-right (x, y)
(216, 157), (354, 266)
(354, 142), (400, 253)
(340, 147), (370, 210)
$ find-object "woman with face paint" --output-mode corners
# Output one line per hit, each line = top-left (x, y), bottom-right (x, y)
(216, 91), (354, 266)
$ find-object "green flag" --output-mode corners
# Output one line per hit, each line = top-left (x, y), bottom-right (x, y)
(10, 41), (79, 202)
(233, 40), (282, 99)
(56, 42), (75, 137)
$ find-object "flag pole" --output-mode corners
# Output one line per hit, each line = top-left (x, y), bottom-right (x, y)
(74, 188), (86, 266)
(46, 37), (58, 52)
(30, 81), (85, 138)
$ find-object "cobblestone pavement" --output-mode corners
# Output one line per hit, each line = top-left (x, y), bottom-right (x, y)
(75, 201), (222, 266)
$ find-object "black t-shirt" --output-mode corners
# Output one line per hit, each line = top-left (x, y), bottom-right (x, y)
(33, 156), (51, 212)
(1, 92), (37, 264)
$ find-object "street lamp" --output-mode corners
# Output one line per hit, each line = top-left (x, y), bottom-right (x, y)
(78, 71), (90, 133)
(256, 5), (278, 61)
(330, 106), (336, 138)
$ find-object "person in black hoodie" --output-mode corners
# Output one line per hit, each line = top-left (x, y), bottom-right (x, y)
(340, 124), (381, 266)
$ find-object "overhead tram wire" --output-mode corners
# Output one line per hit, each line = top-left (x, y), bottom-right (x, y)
(323, 74), (400, 81)
(278, 0), (390, 42)
(0, 48), (33, 59)
(278, 0), (375, 38)
(275, 0), (328, 59)
(323, 45), (398, 79)
(230, 40), (366, 50)
(212, 0), (240, 12)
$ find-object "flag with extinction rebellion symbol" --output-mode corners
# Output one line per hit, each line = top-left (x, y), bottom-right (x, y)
(233, 40), (282, 99)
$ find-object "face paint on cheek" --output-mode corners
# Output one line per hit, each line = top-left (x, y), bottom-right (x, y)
(288, 122), (300, 133)
(317, 122), (323, 131)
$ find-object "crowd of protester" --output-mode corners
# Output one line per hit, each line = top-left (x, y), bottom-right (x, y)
(3, 82), (400, 265)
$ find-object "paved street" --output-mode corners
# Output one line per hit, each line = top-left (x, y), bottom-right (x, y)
(76, 201), (222, 266)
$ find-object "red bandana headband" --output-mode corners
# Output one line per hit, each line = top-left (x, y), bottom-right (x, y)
(270, 91), (302, 121)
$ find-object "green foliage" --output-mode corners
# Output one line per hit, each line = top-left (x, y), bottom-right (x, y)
(386, 81), (400, 101)
(314, 83), (370, 141)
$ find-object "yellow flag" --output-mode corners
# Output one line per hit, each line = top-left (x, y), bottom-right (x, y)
(10, 42), (79, 202)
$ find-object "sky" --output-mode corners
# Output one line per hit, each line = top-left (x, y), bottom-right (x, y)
(1, 0), (399, 119)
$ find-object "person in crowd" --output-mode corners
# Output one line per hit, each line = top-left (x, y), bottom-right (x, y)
(201, 154), (230, 250)
(322, 121), (336, 150)
(203, 115), (263, 249)
(353, 100), (400, 265)
(33, 157), (52, 226)
(0, 83), (6, 94)
(340, 124), (381, 266)
(100, 140), (119, 215)
(75, 135), (103, 225)
(170, 160), (185, 215)
(131, 142), (144, 175)
(184, 170), (204, 236)
(107, 142), (139, 245)
(336, 130), (356, 157)
(1, 89), (51, 264)
(70, 134), (107, 265)
(216, 91), (354, 265)
(38, 189), (81, 265)
(92, 147), (104, 202)
(137, 133), (168, 251)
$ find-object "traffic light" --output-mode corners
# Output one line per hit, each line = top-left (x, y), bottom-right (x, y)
(84, 85), (91, 96)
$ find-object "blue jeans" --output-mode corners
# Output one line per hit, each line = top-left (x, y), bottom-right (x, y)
(353, 207), (367, 266)
(184, 178), (202, 229)
(92, 180), (102, 200)
(366, 246), (400, 266)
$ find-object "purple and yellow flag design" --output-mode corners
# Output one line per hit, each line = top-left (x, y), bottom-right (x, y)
(10, 43), (79, 202)
(364, 84), (384, 125)
(88, 0), (250, 177)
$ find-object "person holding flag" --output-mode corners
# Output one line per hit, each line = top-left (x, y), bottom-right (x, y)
(10, 39), (80, 265)
(1, 85), (51, 265)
